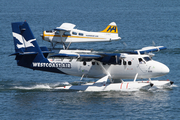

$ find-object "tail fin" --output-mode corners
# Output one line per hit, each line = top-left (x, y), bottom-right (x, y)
(100, 22), (118, 33)
(11, 21), (45, 67)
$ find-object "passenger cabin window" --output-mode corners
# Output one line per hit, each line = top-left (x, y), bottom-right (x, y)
(72, 32), (77, 35)
(79, 33), (83, 36)
(143, 57), (151, 62)
(123, 60), (126, 65)
(128, 61), (132, 65)
(83, 61), (86, 66)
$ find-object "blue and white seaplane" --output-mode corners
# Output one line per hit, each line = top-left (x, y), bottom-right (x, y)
(10, 21), (173, 92)
(41, 22), (121, 49)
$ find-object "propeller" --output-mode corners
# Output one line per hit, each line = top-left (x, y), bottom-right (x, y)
(152, 41), (156, 46)
(40, 27), (44, 40)
(122, 41), (127, 47)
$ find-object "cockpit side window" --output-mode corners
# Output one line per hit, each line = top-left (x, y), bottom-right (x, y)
(139, 58), (143, 62)
(138, 58), (145, 64)
(64, 31), (71, 36)
(143, 57), (151, 62)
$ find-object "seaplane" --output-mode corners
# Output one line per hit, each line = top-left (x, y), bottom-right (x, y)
(10, 21), (173, 92)
(40, 22), (121, 49)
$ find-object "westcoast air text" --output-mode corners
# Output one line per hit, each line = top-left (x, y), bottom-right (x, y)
(32, 62), (71, 68)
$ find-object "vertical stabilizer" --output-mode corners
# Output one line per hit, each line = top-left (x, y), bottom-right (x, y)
(100, 22), (118, 33)
(11, 21), (45, 67)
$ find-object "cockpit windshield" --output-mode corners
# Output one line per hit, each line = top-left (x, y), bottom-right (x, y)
(143, 57), (151, 62)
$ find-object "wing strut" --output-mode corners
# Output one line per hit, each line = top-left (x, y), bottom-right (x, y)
(66, 42), (72, 50)
(80, 74), (85, 81)
(133, 73), (138, 82)
(59, 31), (72, 50)
(51, 42), (58, 48)
(59, 31), (67, 50)
(95, 61), (112, 83)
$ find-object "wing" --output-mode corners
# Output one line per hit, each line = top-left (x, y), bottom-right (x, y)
(54, 23), (76, 31)
(49, 53), (102, 59)
(129, 46), (166, 54)
(49, 52), (122, 65)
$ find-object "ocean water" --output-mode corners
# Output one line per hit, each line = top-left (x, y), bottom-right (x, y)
(0, 0), (180, 119)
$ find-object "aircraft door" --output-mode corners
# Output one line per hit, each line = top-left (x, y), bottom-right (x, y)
(79, 61), (91, 75)
(138, 58), (148, 73)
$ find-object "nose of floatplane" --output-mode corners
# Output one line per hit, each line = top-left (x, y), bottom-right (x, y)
(40, 31), (45, 40)
(161, 64), (170, 75)
(152, 61), (170, 77)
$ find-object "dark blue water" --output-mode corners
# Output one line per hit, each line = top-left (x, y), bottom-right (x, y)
(0, 0), (180, 119)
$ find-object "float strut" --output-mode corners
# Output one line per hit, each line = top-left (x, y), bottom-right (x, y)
(80, 74), (85, 81)
(133, 73), (138, 82)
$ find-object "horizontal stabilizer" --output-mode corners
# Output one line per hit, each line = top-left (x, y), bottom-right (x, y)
(10, 52), (38, 56)
(40, 46), (54, 58)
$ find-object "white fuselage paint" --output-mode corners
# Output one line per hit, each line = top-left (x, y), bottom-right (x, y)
(43, 29), (120, 43)
(47, 54), (169, 80)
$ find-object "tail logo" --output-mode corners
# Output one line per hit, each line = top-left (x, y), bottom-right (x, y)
(101, 24), (118, 33)
(12, 32), (36, 49)
(107, 26), (116, 32)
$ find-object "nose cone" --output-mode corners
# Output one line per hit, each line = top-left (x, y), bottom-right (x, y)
(161, 64), (170, 75)
(151, 61), (170, 77)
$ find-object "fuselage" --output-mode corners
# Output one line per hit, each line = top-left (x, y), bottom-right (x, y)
(32, 52), (169, 80)
(41, 22), (121, 43)
(42, 29), (121, 43)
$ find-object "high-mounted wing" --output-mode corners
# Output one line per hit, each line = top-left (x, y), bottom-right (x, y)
(50, 53), (102, 58)
(130, 46), (166, 54)
(49, 52), (122, 65)
(54, 23), (76, 31)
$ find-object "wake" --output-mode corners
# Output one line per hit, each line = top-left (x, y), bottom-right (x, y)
(12, 82), (70, 91)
